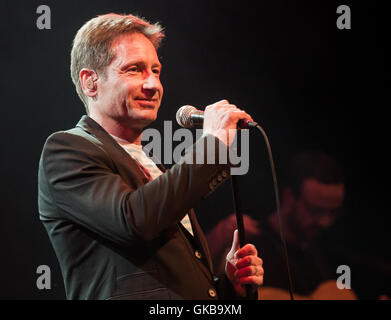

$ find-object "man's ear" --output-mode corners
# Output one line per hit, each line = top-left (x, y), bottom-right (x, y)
(80, 68), (98, 98)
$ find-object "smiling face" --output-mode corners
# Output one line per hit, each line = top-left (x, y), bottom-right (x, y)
(93, 32), (163, 131)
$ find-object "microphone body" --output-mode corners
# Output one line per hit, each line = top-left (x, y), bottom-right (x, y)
(176, 105), (257, 129)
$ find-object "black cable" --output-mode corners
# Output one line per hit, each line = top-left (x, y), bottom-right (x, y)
(253, 123), (295, 300)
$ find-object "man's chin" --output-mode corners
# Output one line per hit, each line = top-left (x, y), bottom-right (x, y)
(126, 114), (157, 129)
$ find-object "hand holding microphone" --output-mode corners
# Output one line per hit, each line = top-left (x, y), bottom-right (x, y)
(177, 99), (266, 298)
(176, 99), (257, 146)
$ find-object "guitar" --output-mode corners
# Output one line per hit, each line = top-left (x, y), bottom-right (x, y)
(258, 280), (357, 300)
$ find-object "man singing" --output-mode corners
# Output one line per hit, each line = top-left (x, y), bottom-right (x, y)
(38, 13), (263, 300)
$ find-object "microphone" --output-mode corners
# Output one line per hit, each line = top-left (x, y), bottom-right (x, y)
(176, 105), (257, 129)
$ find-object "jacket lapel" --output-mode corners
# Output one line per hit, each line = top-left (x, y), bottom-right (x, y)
(76, 115), (150, 186)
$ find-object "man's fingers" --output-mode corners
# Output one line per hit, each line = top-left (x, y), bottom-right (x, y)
(235, 243), (258, 259)
(203, 99), (254, 146)
(231, 110), (254, 123)
(234, 265), (264, 278)
(209, 100), (253, 121)
(235, 255), (263, 269)
(214, 99), (230, 105)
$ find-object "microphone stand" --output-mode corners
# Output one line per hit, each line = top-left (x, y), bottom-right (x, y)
(231, 175), (246, 247)
(230, 129), (254, 299)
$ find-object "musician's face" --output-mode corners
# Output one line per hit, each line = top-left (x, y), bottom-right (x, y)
(291, 178), (345, 241)
(96, 32), (163, 129)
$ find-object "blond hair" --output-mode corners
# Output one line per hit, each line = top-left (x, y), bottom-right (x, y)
(70, 13), (164, 113)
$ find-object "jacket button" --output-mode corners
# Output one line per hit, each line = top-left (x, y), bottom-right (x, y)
(209, 182), (215, 190)
(221, 169), (228, 178)
(211, 178), (218, 186)
(195, 250), (202, 259)
(208, 288), (217, 298)
(217, 174), (223, 182)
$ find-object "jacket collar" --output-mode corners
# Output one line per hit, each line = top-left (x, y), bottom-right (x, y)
(75, 115), (151, 184)
(75, 115), (165, 171)
(76, 115), (112, 141)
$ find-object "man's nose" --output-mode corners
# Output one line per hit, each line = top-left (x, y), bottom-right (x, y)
(142, 74), (160, 92)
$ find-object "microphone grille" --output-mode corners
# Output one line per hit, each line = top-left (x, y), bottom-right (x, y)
(176, 105), (196, 128)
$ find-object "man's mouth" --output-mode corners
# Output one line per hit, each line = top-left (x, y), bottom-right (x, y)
(134, 98), (158, 108)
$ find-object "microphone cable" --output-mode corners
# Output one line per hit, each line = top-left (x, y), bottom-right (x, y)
(250, 122), (295, 300)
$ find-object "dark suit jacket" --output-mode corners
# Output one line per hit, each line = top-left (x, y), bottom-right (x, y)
(38, 115), (239, 300)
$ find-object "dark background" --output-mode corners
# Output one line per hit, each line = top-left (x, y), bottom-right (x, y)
(0, 0), (388, 299)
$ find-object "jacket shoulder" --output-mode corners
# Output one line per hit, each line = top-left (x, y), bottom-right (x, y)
(39, 126), (114, 178)
(44, 126), (102, 148)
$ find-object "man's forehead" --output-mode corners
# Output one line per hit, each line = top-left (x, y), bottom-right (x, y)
(301, 178), (344, 207)
(110, 32), (160, 64)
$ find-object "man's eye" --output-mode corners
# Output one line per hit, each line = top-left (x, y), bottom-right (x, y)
(127, 67), (138, 73)
(153, 69), (161, 75)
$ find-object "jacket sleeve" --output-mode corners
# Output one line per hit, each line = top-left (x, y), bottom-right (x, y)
(38, 131), (231, 246)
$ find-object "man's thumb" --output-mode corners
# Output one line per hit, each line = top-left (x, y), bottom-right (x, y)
(231, 229), (240, 252)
